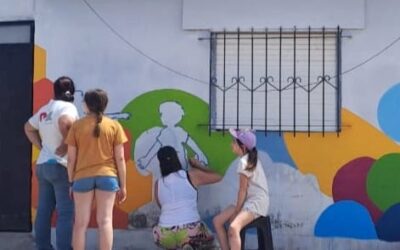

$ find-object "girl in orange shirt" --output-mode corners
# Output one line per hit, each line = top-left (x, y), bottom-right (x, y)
(66, 89), (127, 250)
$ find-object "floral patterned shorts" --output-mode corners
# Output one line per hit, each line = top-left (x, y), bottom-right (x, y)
(153, 221), (214, 249)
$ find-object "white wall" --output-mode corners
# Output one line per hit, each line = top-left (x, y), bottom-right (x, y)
(0, 0), (34, 21)
(341, 0), (400, 129)
(35, 0), (210, 112)
(183, 0), (365, 30)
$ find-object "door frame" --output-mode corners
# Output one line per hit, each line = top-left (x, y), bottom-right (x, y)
(0, 20), (34, 232)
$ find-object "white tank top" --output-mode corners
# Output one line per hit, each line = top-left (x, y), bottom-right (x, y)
(157, 170), (200, 227)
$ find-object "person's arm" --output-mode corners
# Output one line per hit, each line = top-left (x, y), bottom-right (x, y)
(188, 158), (222, 187)
(56, 115), (76, 156)
(186, 137), (208, 165)
(137, 140), (162, 169)
(154, 180), (161, 208)
(114, 144), (127, 204)
(24, 122), (42, 150)
(235, 174), (249, 210)
(67, 145), (77, 183)
(230, 173), (249, 222)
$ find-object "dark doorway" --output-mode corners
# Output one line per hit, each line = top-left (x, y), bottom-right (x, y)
(0, 21), (34, 231)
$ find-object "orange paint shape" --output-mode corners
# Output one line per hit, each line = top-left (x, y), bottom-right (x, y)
(117, 160), (152, 213)
(31, 208), (37, 223)
(34, 45), (46, 82)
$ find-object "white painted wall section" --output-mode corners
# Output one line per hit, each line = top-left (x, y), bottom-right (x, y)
(0, 0), (34, 21)
(183, 0), (365, 30)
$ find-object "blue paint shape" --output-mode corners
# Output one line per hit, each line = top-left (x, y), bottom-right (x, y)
(378, 83), (400, 142)
(315, 200), (377, 239)
(256, 131), (296, 168)
(376, 203), (400, 241)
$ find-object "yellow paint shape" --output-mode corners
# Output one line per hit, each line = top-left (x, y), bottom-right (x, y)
(32, 146), (39, 163)
(117, 160), (152, 213)
(284, 108), (400, 196)
(31, 208), (36, 223)
(34, 45), (46, 82)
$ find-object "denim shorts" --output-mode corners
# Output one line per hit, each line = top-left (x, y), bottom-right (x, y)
(72, 176), (120, 192)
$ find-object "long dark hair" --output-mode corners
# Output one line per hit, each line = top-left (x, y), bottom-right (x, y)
(236, 139), (258, 171)
(53, 76), (75, 102)
(84, 89), (108, 137)
(157, 146), (182, 177)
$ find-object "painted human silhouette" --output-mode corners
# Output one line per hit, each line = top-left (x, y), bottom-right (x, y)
(135, 101), (208, 178)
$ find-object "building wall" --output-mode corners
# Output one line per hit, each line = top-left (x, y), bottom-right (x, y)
(0, 0), (34, 21)
(7, 0), (400, 248)
(183, 0), (365, 29)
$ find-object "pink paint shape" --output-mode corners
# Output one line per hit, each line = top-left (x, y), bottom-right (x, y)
(332, 157), (383, 223)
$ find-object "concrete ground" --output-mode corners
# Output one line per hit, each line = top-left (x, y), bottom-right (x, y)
(0, 232), (35, 250)
(5, 230), (400, 250)
(0, 228), (156, 250)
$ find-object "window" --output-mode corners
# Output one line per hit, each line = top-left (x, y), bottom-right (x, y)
(209, 27), (342, 135)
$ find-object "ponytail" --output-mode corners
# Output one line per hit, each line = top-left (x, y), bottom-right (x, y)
(84, 89), (108, 138)
(53, 76), (75, 102)
(245, 147), (258, 171)
(61, 90), (74, 102)
(93, 113), (103, 137)
(236, 138), (258, 171)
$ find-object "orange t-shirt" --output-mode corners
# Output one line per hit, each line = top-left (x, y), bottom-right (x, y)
(65, 115), (128, 181)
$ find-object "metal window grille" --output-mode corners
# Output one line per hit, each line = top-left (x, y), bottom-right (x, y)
(209, 27), (342, 136)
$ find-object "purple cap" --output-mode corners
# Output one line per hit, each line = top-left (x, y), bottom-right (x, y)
(229, 128), (256, 150)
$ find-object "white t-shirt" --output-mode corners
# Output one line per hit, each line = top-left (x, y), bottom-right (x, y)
(29, 99), (79, 166)
(237, 154), (270, 216)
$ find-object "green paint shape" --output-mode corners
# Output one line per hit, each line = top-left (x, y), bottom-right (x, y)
(367, 153), (400, 211)
(120, 89), (235, 174)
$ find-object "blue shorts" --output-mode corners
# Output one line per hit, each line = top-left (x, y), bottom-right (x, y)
(72, 176), (120, 192)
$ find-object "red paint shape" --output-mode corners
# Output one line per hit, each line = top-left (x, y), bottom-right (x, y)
(123, 128), (133, 161)
(51, 205), (128, 229)
(31, 163), (38, 208)
(332, 157), (383, 222)
(34, 78), (53, 113)
(87, 206), (128, 229)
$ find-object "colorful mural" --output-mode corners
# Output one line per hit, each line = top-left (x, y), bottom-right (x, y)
(378, 83), (400, 142)
(135, 101), (208, 175)
(32, 43), (400, 246)
(283, 84), (400, 241)
(120, 89), (235, 177)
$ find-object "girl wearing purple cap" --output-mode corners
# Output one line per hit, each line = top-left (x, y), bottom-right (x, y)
(213, 128), (269, 250)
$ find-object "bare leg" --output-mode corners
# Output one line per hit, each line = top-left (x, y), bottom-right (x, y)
(212, 205), (235, 250)
(228, 210), (255, 250)
(72, 191), (94, 250)
(95, 189), (116, 250)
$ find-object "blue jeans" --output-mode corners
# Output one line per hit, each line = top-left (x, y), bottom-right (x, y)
(35, 162), (73, 250)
